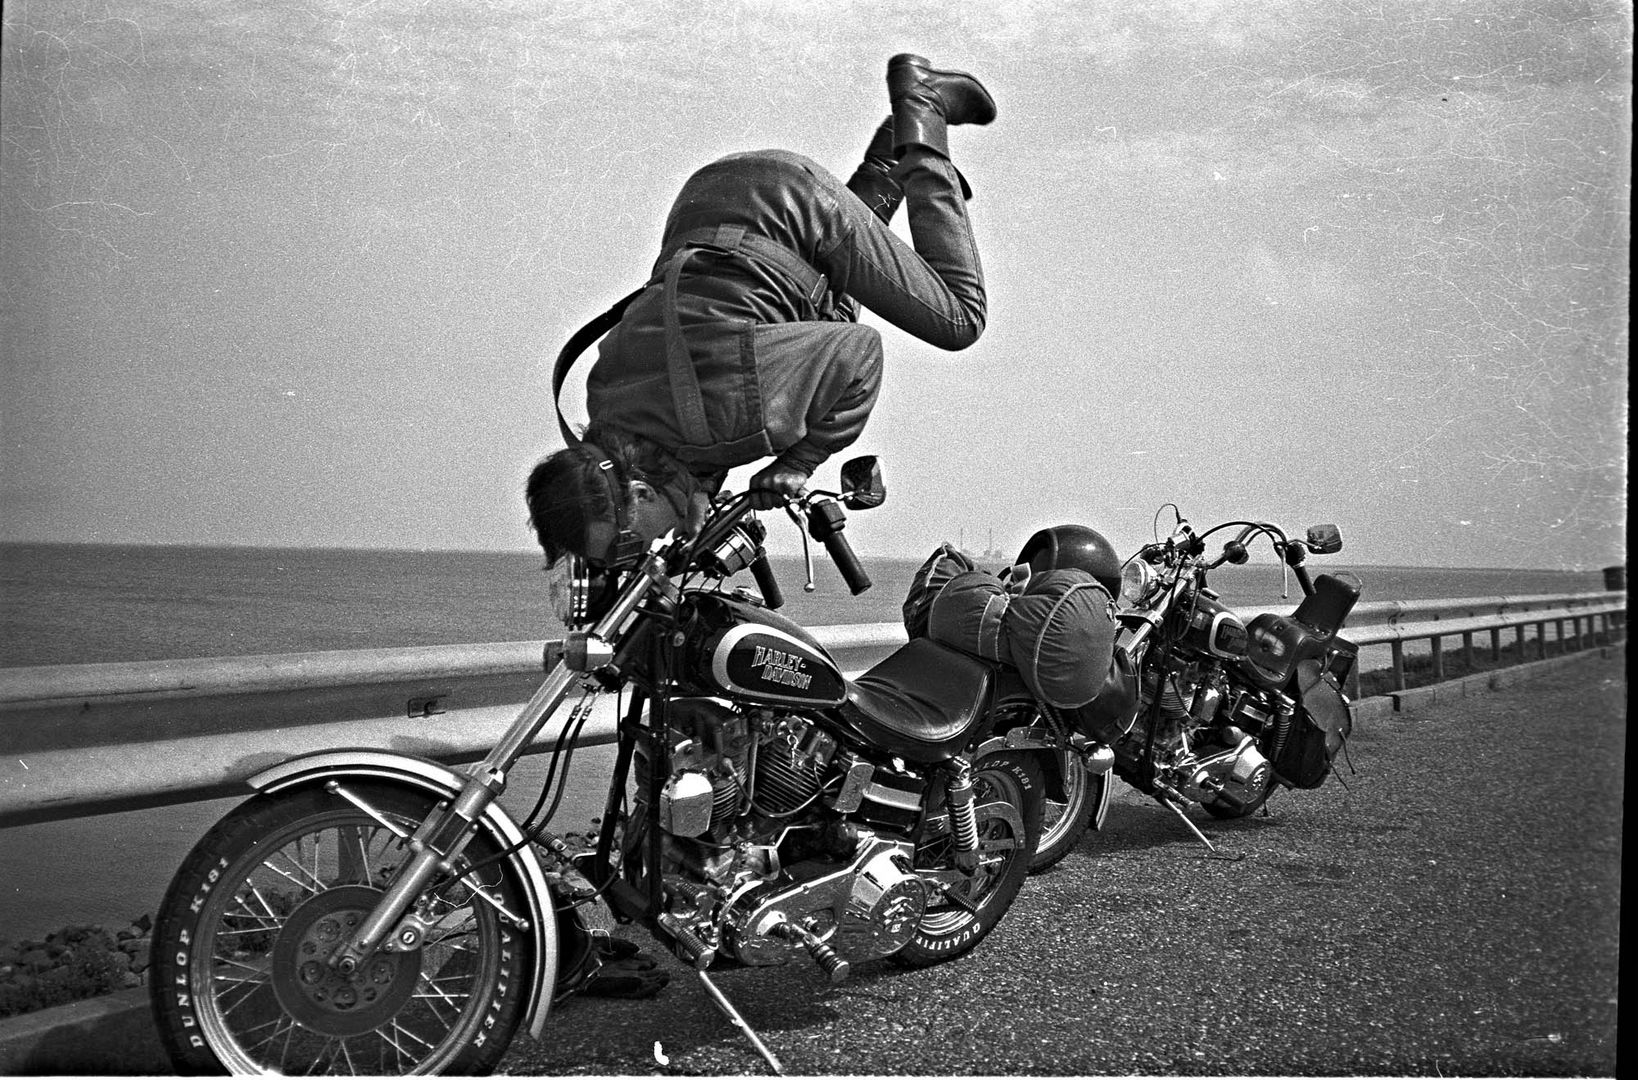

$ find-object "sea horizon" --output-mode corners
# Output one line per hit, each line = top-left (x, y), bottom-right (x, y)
(2, 537), (1625, 576)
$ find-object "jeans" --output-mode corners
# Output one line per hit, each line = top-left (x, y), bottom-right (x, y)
(659, 147), (986, 350)
(586, 145), (987, 477)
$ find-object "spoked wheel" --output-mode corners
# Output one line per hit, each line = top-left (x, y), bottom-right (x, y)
(893, 751), (1044, 968)
(1030, 751), (1111, 873)
(150, 782), (534, 1075)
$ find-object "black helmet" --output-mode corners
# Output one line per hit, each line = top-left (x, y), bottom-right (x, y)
(1016, 524), (1121, 596)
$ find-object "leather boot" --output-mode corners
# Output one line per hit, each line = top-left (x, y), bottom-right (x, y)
(845, 116), (903, 224)
(887, 53), (997, 158)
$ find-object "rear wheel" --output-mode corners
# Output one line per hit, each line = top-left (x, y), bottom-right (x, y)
(1030, 752), (1109, 872)
(893, 751), (1044, 968)
(150, 782), (535, 1075)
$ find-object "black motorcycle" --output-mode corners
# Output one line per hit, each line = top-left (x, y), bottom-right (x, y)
(148, 457), (1050, 1075)
(1029, 508), (1361, 871)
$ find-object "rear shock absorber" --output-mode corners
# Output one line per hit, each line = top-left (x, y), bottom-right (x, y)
(945, 756), (980, 861)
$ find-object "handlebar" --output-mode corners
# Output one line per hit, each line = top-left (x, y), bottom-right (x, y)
(1136, 516), (1337, 599)
(749, 553), (786, 609)
(683, 486), (872, 598)
(804, 497), (872, 595)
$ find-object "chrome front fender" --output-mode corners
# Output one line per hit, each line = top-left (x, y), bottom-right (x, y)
(247, 750), (560, 1041)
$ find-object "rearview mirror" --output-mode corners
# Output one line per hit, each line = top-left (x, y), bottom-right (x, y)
(1306, 524), (1343, 555)
(840, 456), (886, 510)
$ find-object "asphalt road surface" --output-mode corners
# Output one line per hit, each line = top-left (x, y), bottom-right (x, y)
(503, 651), (1623, 1076)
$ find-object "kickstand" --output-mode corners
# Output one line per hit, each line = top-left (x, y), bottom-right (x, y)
(1154, 794), (1244, 861)
(696, 969), (784, 1075)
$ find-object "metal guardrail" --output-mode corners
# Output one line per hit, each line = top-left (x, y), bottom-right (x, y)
(0, 594), (1622, 828)
(1342, 593), (1626, 693)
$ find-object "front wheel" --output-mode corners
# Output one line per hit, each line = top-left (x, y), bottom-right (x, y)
(149, 781), (536, 1075)
(893, 751), (1044, 968)
(1029, 752), (1111, 873)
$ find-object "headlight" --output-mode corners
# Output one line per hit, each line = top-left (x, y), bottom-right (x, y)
(543, 556), (600, 630)
(1119, 559), (1155, 608)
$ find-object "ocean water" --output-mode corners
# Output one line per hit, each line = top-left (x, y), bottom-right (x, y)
(0, 543), (1612, 942)
(0, 542), (1611, 668)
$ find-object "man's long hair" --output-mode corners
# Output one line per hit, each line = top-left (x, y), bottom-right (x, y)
(524, 423), (691, 566)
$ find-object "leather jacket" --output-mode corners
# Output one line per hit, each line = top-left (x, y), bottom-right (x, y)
(586, 151), (883, 481)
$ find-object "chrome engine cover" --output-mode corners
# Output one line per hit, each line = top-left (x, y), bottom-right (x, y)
(725, 836), (926, 967)
(1187, 735), (1272, 810)
(660, 770), (717, 838)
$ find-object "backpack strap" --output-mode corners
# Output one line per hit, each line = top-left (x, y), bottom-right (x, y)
(553, 224), (828, 452)
(660, 224), (829, 308)
(552, 287), (642, 448)
(655, 224), (831, 455)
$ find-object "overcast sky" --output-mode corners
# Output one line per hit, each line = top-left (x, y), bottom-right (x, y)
(1, 0), (1629, 569)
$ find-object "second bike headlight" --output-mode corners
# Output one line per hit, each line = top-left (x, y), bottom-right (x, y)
(1118, 559), (1155, 608)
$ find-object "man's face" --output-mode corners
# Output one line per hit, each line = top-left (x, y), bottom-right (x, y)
(582, 480), (702, 567)
(627, 482), (685, 548)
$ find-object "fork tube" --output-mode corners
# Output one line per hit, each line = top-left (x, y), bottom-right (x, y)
(336, 661), (584, 970)
(475, 661), (582, 783)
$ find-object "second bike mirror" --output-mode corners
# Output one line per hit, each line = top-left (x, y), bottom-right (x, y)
(1305, 524), (1343, 554)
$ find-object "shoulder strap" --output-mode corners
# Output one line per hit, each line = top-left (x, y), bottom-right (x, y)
(553, 225), (828, 451)
(663, 223), (829, 308)
(552, 287), (643, 448)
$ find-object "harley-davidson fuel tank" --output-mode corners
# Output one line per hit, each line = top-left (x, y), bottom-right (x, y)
(680, 591), (848, 706)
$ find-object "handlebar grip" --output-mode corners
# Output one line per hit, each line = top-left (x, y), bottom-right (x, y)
(823, 531), (872, 595)
(1290, 561), (1315, 597)
(749, 553), (786, 609)
(807, 496), (872, 595)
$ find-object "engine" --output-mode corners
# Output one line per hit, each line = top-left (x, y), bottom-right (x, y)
(634, 699), (930, 974)
(1112, 661), (1280, 810)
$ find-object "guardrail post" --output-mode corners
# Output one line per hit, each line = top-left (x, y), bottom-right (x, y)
(1515, 623), (1527, 660)
(1390, 640), (1406, 691)
(1536, 620), (1548, 659)
(1430, 636), (1445, 681)
(1462, 630), (1475, 672)
(1489, 627), (1502, 662)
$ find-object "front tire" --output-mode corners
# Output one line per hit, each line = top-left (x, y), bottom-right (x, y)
(1029, 752), (1109, 873)
(893, 751), (1044, 968)
(150, 782), (534, 1075)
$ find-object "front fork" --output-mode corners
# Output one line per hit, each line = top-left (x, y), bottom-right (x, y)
(331, 661), (582, 972)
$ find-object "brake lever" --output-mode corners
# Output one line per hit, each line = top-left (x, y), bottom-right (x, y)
(784, 502), (817, 592)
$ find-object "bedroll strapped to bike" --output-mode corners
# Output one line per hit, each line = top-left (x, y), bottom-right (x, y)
(902, 546), (1136, 743)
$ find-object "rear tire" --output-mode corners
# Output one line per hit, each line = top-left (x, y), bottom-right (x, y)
(150, 782), (534, 1075)
(893, 751), (1044, 968)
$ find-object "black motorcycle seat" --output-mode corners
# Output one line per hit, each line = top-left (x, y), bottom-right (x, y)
(838, 638), (994, 763)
